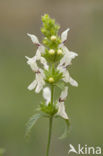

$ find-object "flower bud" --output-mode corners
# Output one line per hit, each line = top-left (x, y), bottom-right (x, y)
(57, 49), (63, 55)
(48, 49), (55, 55)
(50, 35), (57, 41)
(48, 77), (54, 83)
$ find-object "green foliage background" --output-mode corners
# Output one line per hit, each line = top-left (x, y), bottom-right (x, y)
(0, 0), (103, 155)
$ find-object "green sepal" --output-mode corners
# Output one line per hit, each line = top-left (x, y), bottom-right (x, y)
(42, 48), (63, 63)
(44, 66), (63, 84)
(25, 113), (43, 137)
(40, 101), (58, 116)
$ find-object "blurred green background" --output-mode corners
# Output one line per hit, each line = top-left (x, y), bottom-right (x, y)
(0, 0), (103, 156)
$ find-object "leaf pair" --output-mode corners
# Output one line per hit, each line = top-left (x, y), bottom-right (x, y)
(25, 113), (71, 139)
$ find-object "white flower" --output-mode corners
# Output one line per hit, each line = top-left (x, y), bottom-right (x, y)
(25, 56), (45, 93)
(57, 65), (78, 87)
(43, 87), (51, 105)
(27, 33), (49, 70)
(59, 46), (78, 67)
(28, 69), (45, 93)
(59, 29), (78, 67)
(26, 53), (48, 71)
(56, 87), (69, 119)
(27, 33), (45, 60)
(25, 56), (39, 72)
(57, 28), (78, 87)
(27, 33), (40, 46)
(27, 80), (37, 90)
(61, 28), (70, 43)
(39, 57), (49, 70)
(35, 45), (45, 60)
(60, 86), (68, 100)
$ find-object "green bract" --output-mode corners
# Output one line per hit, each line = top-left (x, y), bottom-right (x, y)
(44, 66), (63, 84)
(42, 48), (63, 63)
(40, 102), (58, 116)
(41, 14), (60, 38)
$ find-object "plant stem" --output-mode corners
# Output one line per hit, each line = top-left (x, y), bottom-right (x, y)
(46, 85), (54, 156)
(51, 85), (54, 106)
(46, 116), (53, 156)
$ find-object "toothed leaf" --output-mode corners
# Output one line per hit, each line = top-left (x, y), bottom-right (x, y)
(25, 114), (42, 136)
(59, 119), (70, 139)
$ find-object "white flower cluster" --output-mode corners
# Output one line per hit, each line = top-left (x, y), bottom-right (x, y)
(26, 34), (48, 93)
(57, 28), (78, 87)
(26, 28), (78, 119)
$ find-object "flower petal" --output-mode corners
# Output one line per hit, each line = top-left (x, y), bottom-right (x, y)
(63, 69), (70, 83)
(28, 80), (37, 90)
(60, 46), (78, 66)
(25, 56), (39, 72)
(40, 57), (49, 70)
(35, 72), (45, 93)
(43, 87), (51, 105)
(36, 45), (45, 60)
(35, 84), (43, 93)
(27, 33), (40, 45)
(60, 87), (68, 100)
(57, 102), (69, 119)
(62, 69), (78, 87)
(61, 28), (70, 43)
(69, 76), (78, 87)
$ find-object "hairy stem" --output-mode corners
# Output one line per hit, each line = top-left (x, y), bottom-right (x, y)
(46, 116), (53, 156)
(51, 85), (54, 106)
(46, 85), (54, 156)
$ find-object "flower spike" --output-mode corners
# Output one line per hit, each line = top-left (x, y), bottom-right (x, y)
(25, 14), (78, 156)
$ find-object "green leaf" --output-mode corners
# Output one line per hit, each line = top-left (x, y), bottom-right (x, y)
(25, 114), (42, 137)
(59, 119), (71, 139)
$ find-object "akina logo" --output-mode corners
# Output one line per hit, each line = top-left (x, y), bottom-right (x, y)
(68, 144), (102, 155)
